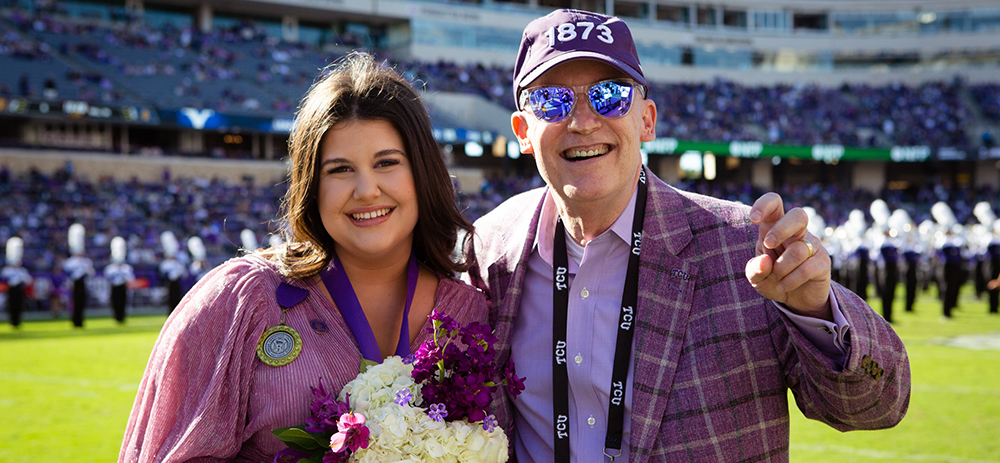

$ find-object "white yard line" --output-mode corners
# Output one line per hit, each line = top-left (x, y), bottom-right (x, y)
(792, 444), (1000, 463)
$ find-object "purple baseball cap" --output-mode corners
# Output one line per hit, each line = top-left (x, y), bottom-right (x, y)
(512, 9), (646, 106)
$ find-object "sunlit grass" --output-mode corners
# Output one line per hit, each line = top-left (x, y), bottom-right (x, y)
(0, 315), (166, 463)
(1, 285), (998, 462)
(790, 285), (1000, 462)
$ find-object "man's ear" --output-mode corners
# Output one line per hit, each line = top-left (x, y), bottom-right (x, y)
(639, 98), (657, 143)
(511, 112), (534, 155)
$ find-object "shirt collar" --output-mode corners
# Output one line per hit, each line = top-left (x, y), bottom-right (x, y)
(533, 185), (640, 267)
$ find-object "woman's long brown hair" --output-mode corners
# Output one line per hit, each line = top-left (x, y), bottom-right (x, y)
(261, 52), (473, 280)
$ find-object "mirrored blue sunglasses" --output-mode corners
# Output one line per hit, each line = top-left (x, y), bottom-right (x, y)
(519, 80), (643, 123)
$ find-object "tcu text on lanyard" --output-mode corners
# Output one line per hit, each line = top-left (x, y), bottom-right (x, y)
(543, 21), (615, 47)
(552, 169), (646, 463)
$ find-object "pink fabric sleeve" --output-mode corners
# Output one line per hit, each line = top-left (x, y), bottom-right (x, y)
(119, 258), (273, 463)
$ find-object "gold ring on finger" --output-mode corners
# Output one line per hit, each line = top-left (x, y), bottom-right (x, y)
(801, 238), (815, 258)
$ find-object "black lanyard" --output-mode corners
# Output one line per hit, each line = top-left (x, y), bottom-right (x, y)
(552, 169), (647, 463)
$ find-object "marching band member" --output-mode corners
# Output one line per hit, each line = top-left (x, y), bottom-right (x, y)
(104, 236), (135, 325)
(973, 202), (999, 313)
(187, 236), (209, 283)
(240, 228), (259, 254)
(986, 219), (1000, 314)
(158, 231), (186, 314)
(64, 223), (94, 328)
(932, 203), (964, 319)
(2, 236), (31, 328)
(870, 200), (899, 323)
(890, 209), (922, 313)
(845, 209), (871, 300)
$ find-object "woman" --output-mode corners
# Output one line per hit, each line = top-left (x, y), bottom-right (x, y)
(120, 52), (488, 462)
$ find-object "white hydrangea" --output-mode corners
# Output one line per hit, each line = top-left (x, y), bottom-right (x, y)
(336, 356), (509, 463)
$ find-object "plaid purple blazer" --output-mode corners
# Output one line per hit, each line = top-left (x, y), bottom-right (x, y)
(468, 168), (910, 462)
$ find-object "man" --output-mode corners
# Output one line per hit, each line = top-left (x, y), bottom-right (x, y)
(187, 235), (210, 283)
(159, 231), (186, 314)
(937, 227), (965, 319)
(104, 236), (135, 325)
(2, 236), (31, 328)
(902, 237), (922, 313)
(874, 229), (900, 323)
(468, 9), (909, 462)
(64, 223), (94, 328)
(986, 221), (1000, 314)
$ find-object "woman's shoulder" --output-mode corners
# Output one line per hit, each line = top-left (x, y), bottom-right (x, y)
(434, 277), (489, 323)
(167, 254), (312, 330)
(436, 277), (485, 300)
(206, 254), (282, 282)
(186, 254), (293, 304)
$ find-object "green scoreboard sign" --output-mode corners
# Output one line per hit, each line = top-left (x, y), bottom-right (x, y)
(642, 138), (937, 163)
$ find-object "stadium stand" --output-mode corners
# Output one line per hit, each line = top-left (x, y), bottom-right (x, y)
(1, 0), (999, 310)
(0, 5), (996, 152)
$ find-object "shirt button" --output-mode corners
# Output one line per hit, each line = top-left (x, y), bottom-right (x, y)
(581, 288), (590, 299)
(587, 416), (596, 426)
(574, 354), (583, 364)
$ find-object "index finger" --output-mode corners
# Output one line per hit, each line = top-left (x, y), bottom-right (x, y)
(750, 192), (784, 225)
(750, 193), (784, 249)
(764, 208), (810, 249)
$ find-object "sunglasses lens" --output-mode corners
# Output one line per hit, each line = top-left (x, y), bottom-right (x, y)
(589, 81), (633, 118)
(528, 87), (575, 122)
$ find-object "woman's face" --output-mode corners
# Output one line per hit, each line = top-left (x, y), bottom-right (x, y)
(317, 119), (419, 264)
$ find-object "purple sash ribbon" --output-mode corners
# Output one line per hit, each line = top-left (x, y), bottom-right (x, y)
(322, 251), (418, 363)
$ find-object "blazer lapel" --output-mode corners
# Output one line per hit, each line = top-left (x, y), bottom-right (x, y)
(630, 171), (698, 463)
(492, 190), (546, 366)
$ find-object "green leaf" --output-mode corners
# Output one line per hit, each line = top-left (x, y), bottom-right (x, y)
(271, 426), (298, 437)
(359, 358), (378, 373)
(273, 427), (325, 451)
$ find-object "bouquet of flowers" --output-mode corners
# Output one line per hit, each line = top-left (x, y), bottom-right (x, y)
(273, 311), (525, 463)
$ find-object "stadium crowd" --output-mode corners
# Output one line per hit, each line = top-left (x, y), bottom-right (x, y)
(0, 163), (283, 312)
(1, 163), (997, 315)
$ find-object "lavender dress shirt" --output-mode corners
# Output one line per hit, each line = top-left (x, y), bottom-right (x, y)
(511, 188), (849, 463)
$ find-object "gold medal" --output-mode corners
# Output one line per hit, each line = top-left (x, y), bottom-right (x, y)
(257, 323), (302, 367)
(258, 283), (310, 367)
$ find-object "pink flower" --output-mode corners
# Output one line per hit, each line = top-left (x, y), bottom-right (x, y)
(329, 412), (370, 454)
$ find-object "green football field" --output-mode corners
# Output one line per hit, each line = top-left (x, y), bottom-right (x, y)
(1, 286), (998, 463)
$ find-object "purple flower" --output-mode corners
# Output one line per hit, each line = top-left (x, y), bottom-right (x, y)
(274, 448), (314, 463)
(428, 403), (449, 422)
(457, 372), (493, 408)
(330, 412), (370, 453)
(305, 380), (351, 433)
(460, 322), (497, 351)
(430, 310), (459, 333)
(466, 406), (487, 423)
(482, 414), (498, 433)
(436, 371), (493, 422)
(420, 382), (445, 408)
(408, 316), (525, 425)
(321, 451), (348, 463)
(394, 388), (412, 406)
(440, 342), (466, 370)
(401, 354), (416, 364)
(504, 360), (526, 398)
(410, 342), (441, 383)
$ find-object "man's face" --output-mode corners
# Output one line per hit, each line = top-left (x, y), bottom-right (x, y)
(512, 60), (656, 211)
